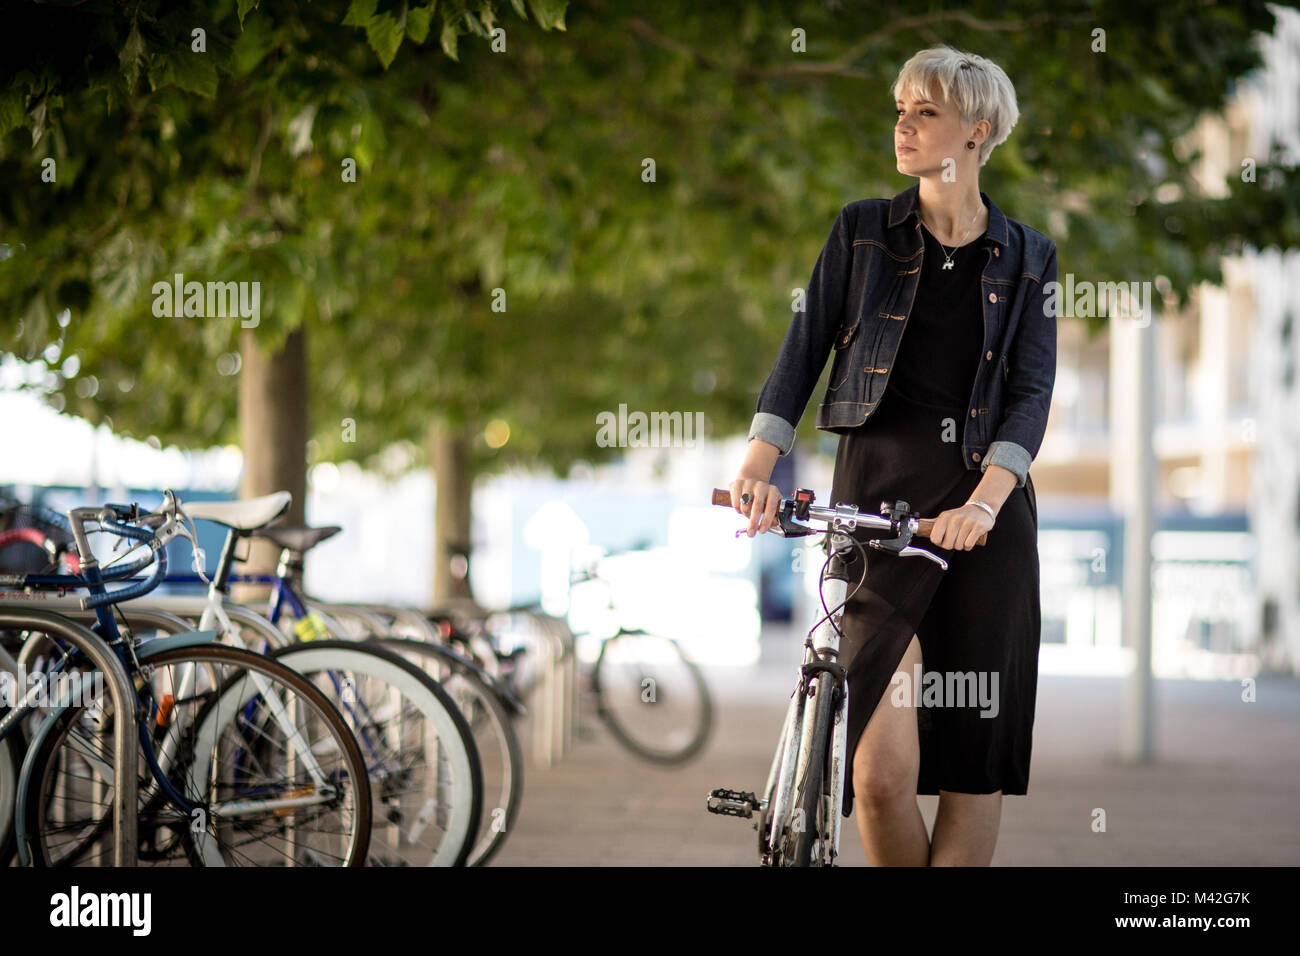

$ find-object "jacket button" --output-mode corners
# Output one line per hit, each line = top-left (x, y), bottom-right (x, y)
(993, 247), (1000, 257)
(987, 292), (997, 303)
(842, 334), (850, 344)
(972, 452), (981, 462)
(970, 409), (977, 418)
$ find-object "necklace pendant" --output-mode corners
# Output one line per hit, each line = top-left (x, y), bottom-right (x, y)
(942, 259), (954, 270)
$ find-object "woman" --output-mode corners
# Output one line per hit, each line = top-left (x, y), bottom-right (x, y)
(730, 46), (1058, 866)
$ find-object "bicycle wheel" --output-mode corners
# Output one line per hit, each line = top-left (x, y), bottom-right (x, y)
(789, 675), (836, 867)
(25, 644), (372, 867)
(270, 640), (483, 867)
(368, 636), (523, 867)
(0, 724), (19, 865)
(592, 630), (712, 764)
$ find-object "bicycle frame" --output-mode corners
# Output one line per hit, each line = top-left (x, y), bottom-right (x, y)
(758, 532), (855, 866)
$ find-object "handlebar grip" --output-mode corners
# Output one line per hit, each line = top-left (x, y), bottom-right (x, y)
(81, 515), (168, 609)
(83, 546), (167, 609)
(917, 518), (987, 547)
(711, 489), (732, 507)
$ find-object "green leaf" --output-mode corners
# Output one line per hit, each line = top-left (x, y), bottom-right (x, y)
(439, 17), (459, 61)
(407, 3), (435, 44)
(463, 10), (488, 38)
(237, 0), (261, 27)
(229, 14), (276, 75)
(342, 0), (379, 28)
(526, 0), (567, 31)
(0, 88), (25, 138)
(366, 10), (406, 69)
(28, 96), (47, 147)
(165, 51), (219, 98)
(119, 23), (146, 93)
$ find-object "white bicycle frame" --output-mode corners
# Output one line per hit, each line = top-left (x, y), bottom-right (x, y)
(759, 543), (852, 866)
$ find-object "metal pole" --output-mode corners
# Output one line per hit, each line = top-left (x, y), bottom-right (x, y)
(0, 609), (138, 865)
(1118, 307), (1156, 761)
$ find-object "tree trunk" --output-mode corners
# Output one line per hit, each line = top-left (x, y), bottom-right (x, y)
(237, 327), (309, 595)
(429, 421), (477, 612)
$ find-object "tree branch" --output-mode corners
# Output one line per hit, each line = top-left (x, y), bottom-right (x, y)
(625, 10), (1097, 81)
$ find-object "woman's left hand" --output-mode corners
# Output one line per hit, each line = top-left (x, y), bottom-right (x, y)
(930, 502), (995, 551)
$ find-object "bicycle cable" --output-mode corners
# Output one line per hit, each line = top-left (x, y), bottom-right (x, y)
(802, 530), (870, 649)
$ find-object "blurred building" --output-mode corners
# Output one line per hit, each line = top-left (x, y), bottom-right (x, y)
(1031, 6), (1300, 674)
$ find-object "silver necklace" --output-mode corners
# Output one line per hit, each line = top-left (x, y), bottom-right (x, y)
(920, 206), (981, 270)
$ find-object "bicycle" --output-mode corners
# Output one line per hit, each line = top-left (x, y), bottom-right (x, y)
(704, 486), (984, 866)
(0, 492), (374, 866)
(471, 552), (713, 766)
(203, 518), (506, 867)
(93, 499), (487, 867)
(570, 559), (712, 764)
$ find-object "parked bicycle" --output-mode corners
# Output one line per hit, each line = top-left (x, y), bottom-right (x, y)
(78, 498), (487, 867)
(0, 492), (374, 866)
(470, 551), (713, 766)
(172, 517), (507, 867)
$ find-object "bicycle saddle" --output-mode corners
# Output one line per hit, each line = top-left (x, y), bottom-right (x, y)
(183, 492), (292, 531)
(254, 524), (342, 553)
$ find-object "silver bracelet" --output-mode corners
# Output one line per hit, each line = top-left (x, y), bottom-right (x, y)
(966, 498), (996, 522)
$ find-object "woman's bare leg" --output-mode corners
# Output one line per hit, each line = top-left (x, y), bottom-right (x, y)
(929, 791), (1002, 865)
(852, 633), (929, 866)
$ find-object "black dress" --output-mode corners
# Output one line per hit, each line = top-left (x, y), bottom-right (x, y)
(829, 222), (1041, 816)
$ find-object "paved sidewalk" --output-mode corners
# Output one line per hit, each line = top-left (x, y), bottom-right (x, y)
(491, 630), (1300, 866)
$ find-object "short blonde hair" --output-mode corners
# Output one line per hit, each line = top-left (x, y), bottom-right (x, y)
(892, 46), (1019, 167)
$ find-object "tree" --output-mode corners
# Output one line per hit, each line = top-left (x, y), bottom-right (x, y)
(4, 0), (1299, 605)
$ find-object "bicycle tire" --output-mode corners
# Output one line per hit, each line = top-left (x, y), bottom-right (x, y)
(0, 724), (19, 865)
(593, 631), (713, 765)
(25, 643), (373, 867)
(790, 675), (836, 867)
(366, 637), (522, 867)
(269, 640), (483, 867)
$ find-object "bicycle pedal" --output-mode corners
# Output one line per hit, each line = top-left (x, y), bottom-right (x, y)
(707, 787), (760, 818)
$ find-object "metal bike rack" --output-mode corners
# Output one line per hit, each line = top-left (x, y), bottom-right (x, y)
(12, 593), (294, 651)
(130, 596), (293, 649)
(17, 607), (195, 672)
(351, 603), (442, 643)
(537, 613), (577, 759)
(0, 607), (139, 866)
(489, 609), (577, 768)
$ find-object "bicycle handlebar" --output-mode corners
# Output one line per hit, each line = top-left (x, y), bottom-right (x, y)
(70, 491), (185, 609)
(82, 518), (170, 609)
(711, 487), (987, 550)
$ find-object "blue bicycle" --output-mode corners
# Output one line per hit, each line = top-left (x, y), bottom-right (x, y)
(0, 492), (373, 866)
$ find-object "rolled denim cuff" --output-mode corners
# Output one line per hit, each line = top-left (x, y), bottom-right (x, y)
(982, 440), (1031, 487)
(748, 412), (796, 456)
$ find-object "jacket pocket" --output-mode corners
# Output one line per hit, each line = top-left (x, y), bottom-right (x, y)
(826, 322), (859, 391)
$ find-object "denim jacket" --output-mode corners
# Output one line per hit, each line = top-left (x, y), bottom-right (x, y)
(748, 183), (1058, 488)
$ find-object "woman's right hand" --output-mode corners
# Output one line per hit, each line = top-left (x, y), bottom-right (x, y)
(729, 476), (783, 537)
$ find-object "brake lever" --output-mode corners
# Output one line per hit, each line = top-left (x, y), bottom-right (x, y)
(734, 525), (788, 538)
(868, 539), (949, 571)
